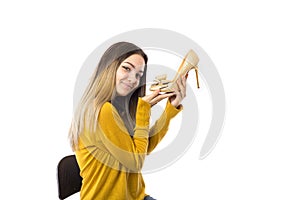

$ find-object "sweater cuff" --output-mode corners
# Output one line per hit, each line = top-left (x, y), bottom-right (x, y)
(165, 99), (183, 119)
(135, 97), (151, 128)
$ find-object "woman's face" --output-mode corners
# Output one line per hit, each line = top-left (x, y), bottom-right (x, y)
(115, 54), (145, 96)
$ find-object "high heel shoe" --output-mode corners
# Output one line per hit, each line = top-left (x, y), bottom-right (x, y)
(150, 49), (200, 92)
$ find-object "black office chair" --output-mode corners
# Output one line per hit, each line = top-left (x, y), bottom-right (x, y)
(57, 155), (82, 199)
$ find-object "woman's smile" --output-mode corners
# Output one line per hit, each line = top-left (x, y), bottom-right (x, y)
(115, 54), (145, 96)
(121, 81), (134, 90)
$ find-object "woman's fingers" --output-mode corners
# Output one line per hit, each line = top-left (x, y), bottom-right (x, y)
(168, 76), (187, 107)
(142, 90), (159, 102)
(148, 90), (160, 99)
(143, 75), (187, 107)
(154, 92), (174, 101)
(175, 76), (186, 97)
(179, 75), (186, 97)
(149, 92), (174, 106)
(142, 90), (174, 106)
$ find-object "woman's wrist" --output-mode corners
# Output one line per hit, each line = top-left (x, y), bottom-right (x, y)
(136, 98), (151, 128)
(166, 99), (183, 118)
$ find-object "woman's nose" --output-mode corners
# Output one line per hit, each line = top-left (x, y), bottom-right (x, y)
(127, 72), (137, 83)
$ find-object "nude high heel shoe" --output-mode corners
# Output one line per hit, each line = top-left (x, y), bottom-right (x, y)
(150, 49), (200, 92)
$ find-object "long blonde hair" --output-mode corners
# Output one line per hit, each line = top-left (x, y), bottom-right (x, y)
(69, 42), (148, 150)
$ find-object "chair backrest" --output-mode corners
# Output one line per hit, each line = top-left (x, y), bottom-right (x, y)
(57, 155), (82, 199)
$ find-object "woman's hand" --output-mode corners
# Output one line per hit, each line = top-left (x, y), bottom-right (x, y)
(142, 90), (174, 107)
(169, 75), (187, 108)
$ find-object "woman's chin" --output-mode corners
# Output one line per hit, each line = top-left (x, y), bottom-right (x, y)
(116, 90), (130, 97)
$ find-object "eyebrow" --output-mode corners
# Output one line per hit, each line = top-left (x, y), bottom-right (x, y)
(124, 61), (144, 73)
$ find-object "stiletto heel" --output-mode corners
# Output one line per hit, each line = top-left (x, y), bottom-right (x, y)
(195, 67), (200, 89)
(150, 49), (200, 92)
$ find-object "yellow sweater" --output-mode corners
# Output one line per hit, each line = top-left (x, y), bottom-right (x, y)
(75, 98), (182, 200)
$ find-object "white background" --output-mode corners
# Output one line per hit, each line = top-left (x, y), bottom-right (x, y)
(1, 0), (299, 199)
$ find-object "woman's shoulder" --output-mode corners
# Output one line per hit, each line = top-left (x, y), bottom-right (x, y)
(101, 101), (113, 111)
(99, 102), (121, 122)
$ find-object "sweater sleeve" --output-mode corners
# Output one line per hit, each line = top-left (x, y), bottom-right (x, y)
(98, 98), (151, 172)
(147, 100), (183, 154)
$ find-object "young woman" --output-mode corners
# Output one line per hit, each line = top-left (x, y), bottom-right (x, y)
(69, 42), (187, 200)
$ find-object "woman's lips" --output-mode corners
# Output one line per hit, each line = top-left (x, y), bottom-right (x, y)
(121, 82), (133, 90)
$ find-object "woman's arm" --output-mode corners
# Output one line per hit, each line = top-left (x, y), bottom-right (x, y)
(98, 98), (151, 172)
(147, 100), (183, 154)
(147, 75), (187, 154)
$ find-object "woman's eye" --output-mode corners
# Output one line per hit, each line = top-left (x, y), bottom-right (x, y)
(122, 66), (130, 71)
